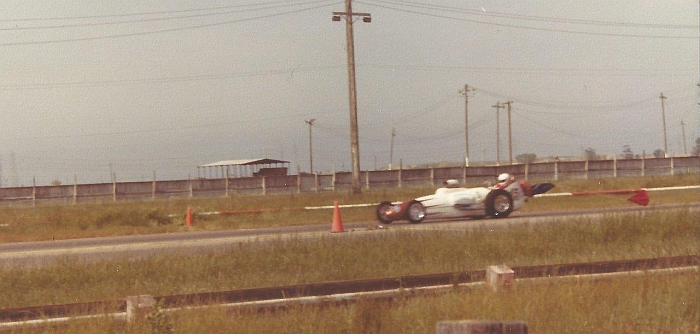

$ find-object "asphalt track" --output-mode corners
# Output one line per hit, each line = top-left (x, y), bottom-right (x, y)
(1, 203), (697, 268)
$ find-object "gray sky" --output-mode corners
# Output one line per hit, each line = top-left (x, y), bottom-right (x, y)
(1, 0), (698, 186)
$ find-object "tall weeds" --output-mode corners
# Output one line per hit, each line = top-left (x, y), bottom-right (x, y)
(0, 209), (696, 309)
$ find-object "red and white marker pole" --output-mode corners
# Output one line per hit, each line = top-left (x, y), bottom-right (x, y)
(536, 188), (650, 206)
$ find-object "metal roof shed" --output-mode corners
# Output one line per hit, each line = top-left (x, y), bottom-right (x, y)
(197, 158), (290, 179)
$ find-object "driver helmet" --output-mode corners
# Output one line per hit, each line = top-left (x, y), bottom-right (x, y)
(443, 179), (460, 188)
(497, 173), (512, 185)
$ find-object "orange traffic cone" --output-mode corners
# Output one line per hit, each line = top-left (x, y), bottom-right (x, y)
(185, 207), (193, 227)
(331, 201), (345, 233)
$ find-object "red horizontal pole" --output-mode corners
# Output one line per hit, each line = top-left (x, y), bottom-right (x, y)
(570, 189), (644, 196)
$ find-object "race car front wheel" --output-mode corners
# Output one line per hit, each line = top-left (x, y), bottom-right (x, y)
(485, 189), (513, 218)
(406, 200), (426, 224)
(376, 201), (395, 224)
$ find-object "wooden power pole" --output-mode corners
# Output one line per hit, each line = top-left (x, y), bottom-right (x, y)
(504, 101), (514, 165)
(659, 93), (668, 157)
(460, 84), (474, 166)
(305, 119), (315, 173)
(333, 1), (371, 194)
(492, 102), (505, 165)
(389, 127), (395, 170)
(680, 120), (687, 155)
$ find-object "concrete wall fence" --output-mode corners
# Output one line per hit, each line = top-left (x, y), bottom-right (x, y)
(1, 156), (698, 205)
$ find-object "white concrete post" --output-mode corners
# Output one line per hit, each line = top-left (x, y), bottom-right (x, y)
(73, 174), (78, 204)
(524, 163), (529, 180)
(32, 176), (36, 206)
(670, 157), (675, 176)
(112, 175), (117, 201)
(486, 265), (514, 292)
(315, 173), (319, 193)
(261, 177), (267, 195)
(225, 168), (230, 198)
(331, 172), (336, 191)
(126, 295), (155, 324)
(151, 171), (156, 201)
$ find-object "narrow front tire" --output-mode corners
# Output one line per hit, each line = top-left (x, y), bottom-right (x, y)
(376, 201), (395, 224)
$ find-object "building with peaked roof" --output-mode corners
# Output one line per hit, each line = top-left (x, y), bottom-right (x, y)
(197, 158), (290, 179)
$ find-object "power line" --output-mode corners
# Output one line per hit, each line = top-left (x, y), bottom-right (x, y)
(361, 63), (694, 77)
(1, 64), (691, 91)
(474, 86), (658, 112)
(356, 0), (696, 39)
(363, 0), (696, 29)
(512, 109), (601, 140)
(402, 94), (458, 118)
(4, 113), (303, 142)
(0, 0), (336, 31)
(0, 1), (340, 46)
(1, 0), (333, 22)
(0, 65), (343, 90)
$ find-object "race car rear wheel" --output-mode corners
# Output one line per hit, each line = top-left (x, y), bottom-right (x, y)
(406, 200), (426, 224)
(485, 189), (513, 218)
(376, 201), (395, 224)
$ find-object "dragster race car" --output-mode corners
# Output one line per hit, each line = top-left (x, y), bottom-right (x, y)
(376, 173), (555, 224)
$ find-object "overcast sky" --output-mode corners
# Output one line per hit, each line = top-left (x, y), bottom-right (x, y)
(1, 0), (698, 186)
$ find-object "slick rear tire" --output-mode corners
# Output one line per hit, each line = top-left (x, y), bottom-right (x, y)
(485, 189), (513, 218)
(406, 200), (426, 224)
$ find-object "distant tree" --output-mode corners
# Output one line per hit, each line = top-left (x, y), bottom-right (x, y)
(692, 137), (700, 156)
(622, 145), (634, 159)
(653, 149), (665, 158)
(51, 179), (62, 186)
(584, 147), (600, 161)
(516, 153), (537, 164)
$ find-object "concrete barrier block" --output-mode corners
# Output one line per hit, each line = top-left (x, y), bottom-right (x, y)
(126, 295), (155, 323)
(436, 320), (527, 334)
(486, 265), (514, 291)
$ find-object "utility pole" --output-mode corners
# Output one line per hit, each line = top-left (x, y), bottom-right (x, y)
(389, 127), (396, 170)
(459, 84), (474, 166)
(697, 83), (700, 143)
(504, 101), (514, 165)
(680, 120), (687, 155)
(492, 102), (504, 165)
(305, 119), (316, 173)
(696, 2), (700, 144)
(333, 1), (370, 195)
(659, 93), (668, 157)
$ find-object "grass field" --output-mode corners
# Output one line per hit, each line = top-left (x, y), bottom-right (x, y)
(0, 174), (698, 243)
(42, 271), (698, 334)
(0, 174), (697, 333)
(0, 207), (697, 332)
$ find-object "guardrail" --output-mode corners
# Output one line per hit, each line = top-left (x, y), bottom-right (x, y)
(0, 255), (696, 328)
(1, 156), (698, 205)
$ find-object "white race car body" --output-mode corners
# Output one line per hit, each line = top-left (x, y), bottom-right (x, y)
(376, 179), (554, 224)
(417, 181), (527, 220)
